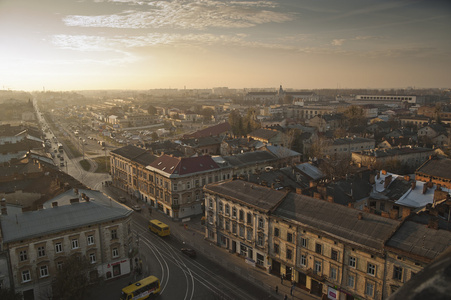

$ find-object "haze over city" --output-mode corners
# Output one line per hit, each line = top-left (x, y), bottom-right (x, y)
(1, 0), (450, 91)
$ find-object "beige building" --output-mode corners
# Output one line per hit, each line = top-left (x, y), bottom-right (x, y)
(203, 180), (287, 271)
(271, 193), (399, 300)
(0, 190), (132, 300)
(352, 147), (435, 170)
(111, 145), (300, 220)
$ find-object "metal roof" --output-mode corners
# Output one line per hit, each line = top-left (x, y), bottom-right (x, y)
(1, 199), (132, 243)
(274, 193), (400, 252)
(204, 180), (287, 212)
(386, 220), (451, 260)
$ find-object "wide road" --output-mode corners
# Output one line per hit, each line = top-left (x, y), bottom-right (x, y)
(131, 217), (260, 300)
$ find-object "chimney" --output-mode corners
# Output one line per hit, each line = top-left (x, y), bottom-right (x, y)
(313, 192), (321, 199)
(384, 175), (392, 188)
(348, 202), (353, 208)
(389, 209), (398, 219)
(404, 175), (410, 182)
(1, 207), (7, 215)
(381, 211), (390, 218)
(427, 216), (439, 230)
(427, 181), (433, 188)
(402, 207), (411, 219)
(376, 171), (380, 179)
(37, 204), (44, 210)
(74, 188), (78, 195)
(423, 184), (428, 194)
(327, 195), (334, 203)
(436, 184), (441, 191)
(309, 181), (317, 188)
(358, 213), (363, 220)
(52, 202), (58, 208)
(411, 181), (416, 190)
(382, 170), (387, 175)
(70, 198), (80, 204)
(295, 188), (303, 195)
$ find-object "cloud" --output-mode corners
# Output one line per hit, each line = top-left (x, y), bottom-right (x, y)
(332, 39), (345, 46)
(63, 0), (293, 29)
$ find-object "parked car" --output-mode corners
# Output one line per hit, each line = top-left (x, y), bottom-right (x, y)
(181, 248), (196, 258)
(119, 196), (126, 203)
(132, 205), (142, 212)
(60, 162), (65, 167)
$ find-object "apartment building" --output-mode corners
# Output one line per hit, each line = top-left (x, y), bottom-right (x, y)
(0, 191), (133, 300)
(271, 193), (399, 300)
(200, 179), (451, 300)
(352, 147), (435, 170)
(203, 180), (287, 271)
(111, 145), (300, 219)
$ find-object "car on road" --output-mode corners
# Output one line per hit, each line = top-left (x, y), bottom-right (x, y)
(60, 162), (65, 167)
(132, 205), (142, 212)
(118, 196), (126, 203)
(181, 248), (196, 258)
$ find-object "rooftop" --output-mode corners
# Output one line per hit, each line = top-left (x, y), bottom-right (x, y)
(275, 193), (400, 252)
(1, 198), (132, 243)
(204, 180), (287, 212)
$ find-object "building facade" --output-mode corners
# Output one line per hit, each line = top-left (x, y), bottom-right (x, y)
(0, 197), (132, 300)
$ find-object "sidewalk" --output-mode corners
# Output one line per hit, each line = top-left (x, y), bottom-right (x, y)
(103, 185), (319, 300)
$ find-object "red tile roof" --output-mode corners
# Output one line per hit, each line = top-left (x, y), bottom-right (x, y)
(148, 154), (219, 176)
(184, 122), (231, 138)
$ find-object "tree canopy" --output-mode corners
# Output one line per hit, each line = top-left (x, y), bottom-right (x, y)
(52, 255), (95, 300)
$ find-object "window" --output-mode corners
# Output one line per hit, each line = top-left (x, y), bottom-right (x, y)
(111, 229), (118, 240)
(186, 181), (191, 189)
(89, 253), (96, 264)
(314, 261), (322, 273)
(21, 270), (31, 283)
(367, 263), (376, 276)
(348, 274), (355, 288)
(225, 220), (230, 231)
(173, 183), (177, 191)
(87, 235), (94, 245)
(274, 227), (280, 237)
(365, 282), (374, 297)
(239, 210), (244, 221)
(257, 234), (264, 247)
(331, 249), (338, 261)
(40, 265), (49, 278)
(219, 202), (223, 213)
(112, 247), (119, 258)
(38, 246), (46, 258)
(247, 228), (252, 241)
(286, 249), (293, 260)
(19, 250), (28, 262)
(349, 256), (356, 268)
(301, 237), (307, 248)
(232, 207), (237, 218)
(300, 254), (306, 266)
(315, 243), (322, 254)
(232, 222), (237, 234)
(258, 218), (264, 229)
(225, 204), (230, 215)
(239, 225), (245, 238)
(209, 198), (213, 209)
(330, 266), (337, 280)
(393, 266), (403, 281)
(274, 243), (279, 254)
(247, 213), (252, 224)
(55, 242), (63, 253)
(71, 238), (79, 249)
(287, 232), (293, 243)
(57, 261), (64, 270)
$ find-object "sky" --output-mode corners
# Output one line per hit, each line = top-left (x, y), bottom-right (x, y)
(0, 0), (450, 91)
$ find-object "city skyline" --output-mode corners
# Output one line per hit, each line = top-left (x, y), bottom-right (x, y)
(1, 0), (450, 91)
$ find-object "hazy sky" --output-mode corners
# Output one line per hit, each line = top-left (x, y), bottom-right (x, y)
(0, 0), (450, 91)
